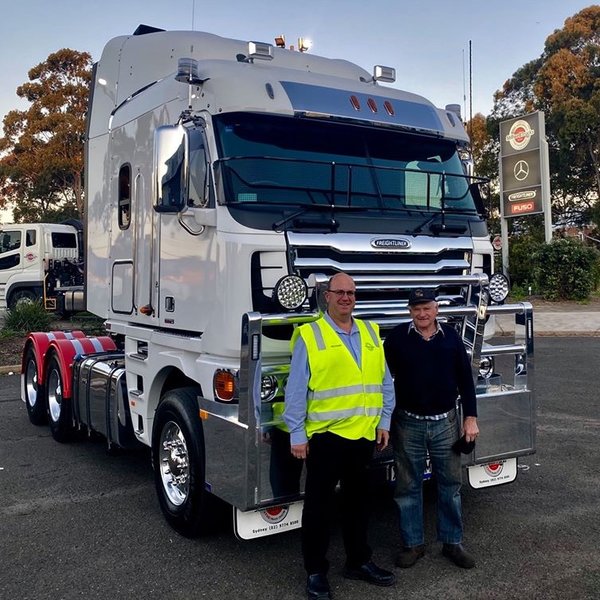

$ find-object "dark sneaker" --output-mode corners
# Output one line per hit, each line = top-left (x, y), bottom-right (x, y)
(306, 573), (331, 600)
(343, 561), (395, 587)
(395, 544), (426, 568)
(442, 543), (476, 569)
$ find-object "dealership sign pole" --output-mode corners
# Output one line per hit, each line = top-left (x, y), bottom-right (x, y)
(499, 111), (552, 275)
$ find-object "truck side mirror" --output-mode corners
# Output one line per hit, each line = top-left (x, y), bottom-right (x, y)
(154, 124), (187, 213)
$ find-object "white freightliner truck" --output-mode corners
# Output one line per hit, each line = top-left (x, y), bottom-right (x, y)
(22, 25), (535, 540)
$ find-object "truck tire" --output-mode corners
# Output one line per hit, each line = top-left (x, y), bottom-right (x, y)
(152, 388), (213, 537)
(9, 289), (37, 309)
(45, 353), (75, 442)
(23, 346), (47, 425)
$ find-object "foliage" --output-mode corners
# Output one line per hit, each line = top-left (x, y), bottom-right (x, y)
(474, 6), (600, 228)
(0, 49), (92, 222)
(533, 238), (600, 300)
(467, 112), (501, 232)
(2, 301), (52, 335)
(508, 234), (544, 289)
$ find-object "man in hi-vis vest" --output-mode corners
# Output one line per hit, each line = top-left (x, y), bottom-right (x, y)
(284, 273), (396, 600)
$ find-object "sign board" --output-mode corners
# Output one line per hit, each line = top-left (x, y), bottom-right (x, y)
(498, 111), (553, 275)
(499, 113), (547, 218)
(492, 235), (502, 251)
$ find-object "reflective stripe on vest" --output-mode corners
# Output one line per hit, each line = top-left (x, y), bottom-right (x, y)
(296, 317), (385, 441)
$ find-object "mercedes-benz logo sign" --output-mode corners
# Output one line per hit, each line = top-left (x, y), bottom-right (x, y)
(370, 238), (411, 250)
(514, 160), (530, 182)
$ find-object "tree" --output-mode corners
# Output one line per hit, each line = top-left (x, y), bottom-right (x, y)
(489, 6), (600, 228)
(467, 112), (501, 233)
(0, 49), (91, 222)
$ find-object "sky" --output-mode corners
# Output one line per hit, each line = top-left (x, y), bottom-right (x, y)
(0, 0), (596, 124)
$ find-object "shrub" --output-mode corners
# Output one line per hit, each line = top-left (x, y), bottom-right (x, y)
(533, 239), (600, 300)
(508, 235), (542, 290)
(2, 301), (52, 335)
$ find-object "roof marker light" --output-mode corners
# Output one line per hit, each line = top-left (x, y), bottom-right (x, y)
(373, 65), (396, 83)
(350, 95), (361, 110)
(248, 41), (274, 61)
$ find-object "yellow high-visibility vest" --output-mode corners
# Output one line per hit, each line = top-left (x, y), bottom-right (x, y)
(291, 317), (385, 441)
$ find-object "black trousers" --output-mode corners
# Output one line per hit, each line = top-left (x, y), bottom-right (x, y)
(302, 432), (374, 574)
(269, 427), (303, 497)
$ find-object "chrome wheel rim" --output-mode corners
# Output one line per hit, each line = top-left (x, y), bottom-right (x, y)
(25, 359), (38, 408)
(159, 421), (190, 506)
(47, 368), (62, 423)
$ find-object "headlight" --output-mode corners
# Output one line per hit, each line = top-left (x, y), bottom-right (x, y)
(273, 275), (307, 310)
(489, 273), (509, 303)
(478, 356), (494, 379)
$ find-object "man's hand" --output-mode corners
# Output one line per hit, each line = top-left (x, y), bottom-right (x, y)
(463, 416), (479, 443)
(376, 428), (390, 451)
(291, 442), (309, 459)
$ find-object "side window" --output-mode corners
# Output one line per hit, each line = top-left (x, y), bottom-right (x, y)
(188, 129), (210, 208)
(26, 230), (36, 246)
(51, 233), (77, 248)
(118, 164), (131, 229)
(0, 231), (22, 253)
(0, 254), (20, 270)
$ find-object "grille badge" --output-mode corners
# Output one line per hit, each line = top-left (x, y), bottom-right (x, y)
(370, 238), (411, 250)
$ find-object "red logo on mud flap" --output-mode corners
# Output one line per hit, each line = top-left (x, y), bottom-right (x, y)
(260, 505), (289, 524)
(484, 462), (503, 477)
(26, 253), (36, 262)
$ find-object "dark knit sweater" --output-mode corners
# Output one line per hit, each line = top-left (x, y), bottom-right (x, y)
(383, 322), (477, 418)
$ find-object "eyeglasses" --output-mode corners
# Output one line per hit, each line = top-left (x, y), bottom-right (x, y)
(327, 289), (356, 298)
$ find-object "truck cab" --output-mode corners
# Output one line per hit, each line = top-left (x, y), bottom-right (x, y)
(0, 222), (81, 310)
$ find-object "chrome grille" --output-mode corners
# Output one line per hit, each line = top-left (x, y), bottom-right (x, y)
(287, 232), (475, 319)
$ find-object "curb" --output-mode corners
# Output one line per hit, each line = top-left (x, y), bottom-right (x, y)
(0, 365), (20, 375)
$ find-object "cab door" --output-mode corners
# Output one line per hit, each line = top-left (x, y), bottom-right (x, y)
(0, 229), (24, 305)
(153, 123), (217, 333)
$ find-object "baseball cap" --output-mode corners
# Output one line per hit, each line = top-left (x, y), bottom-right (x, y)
(408, 288), (437, 306)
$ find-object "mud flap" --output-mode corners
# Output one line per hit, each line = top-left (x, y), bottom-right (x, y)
(467, 457), (518, 489)
(234, 501), (303, 540)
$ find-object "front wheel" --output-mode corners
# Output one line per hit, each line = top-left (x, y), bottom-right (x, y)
(9, 289), (37, 309)
(152, 388), (215, 537)
(24, 346), (47, 425)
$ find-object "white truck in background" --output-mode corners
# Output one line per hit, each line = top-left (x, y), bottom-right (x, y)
(0, 221), (84, 313)
(21, 25), (535, 541)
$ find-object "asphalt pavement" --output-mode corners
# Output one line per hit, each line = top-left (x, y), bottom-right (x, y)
(1, 338), (598, 600)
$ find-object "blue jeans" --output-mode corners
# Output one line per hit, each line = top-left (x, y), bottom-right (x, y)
(391, 409), (463, 547)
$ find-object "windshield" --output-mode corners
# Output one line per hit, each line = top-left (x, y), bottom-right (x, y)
(213, 113), (479, 213)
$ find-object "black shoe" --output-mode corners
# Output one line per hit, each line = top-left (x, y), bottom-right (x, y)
(395, 544), (426, 568)
(442, 543), (476, 569)
(343, 561), (396, 587)
(306, 573), (332, 600)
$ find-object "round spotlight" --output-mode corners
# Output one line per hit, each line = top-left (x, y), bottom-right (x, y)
(478, 356), (494, 379)
(260, 375), (278, 402)
(489, 273), (509, 303)
(273, 275), (307, 310)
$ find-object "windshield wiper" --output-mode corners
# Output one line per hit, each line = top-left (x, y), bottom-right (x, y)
(412, 211), (468, 235)
(272, 204), (368, 232)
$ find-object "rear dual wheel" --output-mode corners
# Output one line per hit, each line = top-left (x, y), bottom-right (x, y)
(23, 346), (47, 425)
(45, 353), (75, 443)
